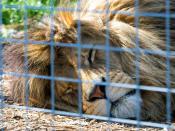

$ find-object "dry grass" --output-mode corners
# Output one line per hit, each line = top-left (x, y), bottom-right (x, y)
(0, 106), (165, 131)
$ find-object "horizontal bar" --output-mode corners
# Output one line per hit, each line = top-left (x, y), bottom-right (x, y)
(2, 71), (175, 94)
(2, 38), (175, 56)
(1, 4), (175, 19)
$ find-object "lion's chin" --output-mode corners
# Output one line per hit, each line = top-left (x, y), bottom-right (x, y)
(110, 89), (142, 119)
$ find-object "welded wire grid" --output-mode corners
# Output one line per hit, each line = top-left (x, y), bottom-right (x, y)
(0, 0), (175, 130)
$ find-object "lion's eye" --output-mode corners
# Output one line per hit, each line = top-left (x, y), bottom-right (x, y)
(88, 49), (96, 64)
(131, 76), (136, 80)
(65, 88), (73, 94)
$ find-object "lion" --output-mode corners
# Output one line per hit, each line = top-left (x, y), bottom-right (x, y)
(2, 0), (175, 121)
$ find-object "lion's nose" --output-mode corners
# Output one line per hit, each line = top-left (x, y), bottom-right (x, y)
(88, 84), (106, 101)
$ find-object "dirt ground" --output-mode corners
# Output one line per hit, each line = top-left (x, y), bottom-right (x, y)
(0, 105), (167, 131)
(0, 80), (172, 131)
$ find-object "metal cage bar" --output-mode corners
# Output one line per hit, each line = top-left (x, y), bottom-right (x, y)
(0, 0), (4, 130)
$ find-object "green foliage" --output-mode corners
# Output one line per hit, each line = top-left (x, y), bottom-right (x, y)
(2, 8), (23, 25)
(2, 0), (76, 25)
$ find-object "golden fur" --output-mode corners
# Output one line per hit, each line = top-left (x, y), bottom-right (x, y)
(3, 0), (175, 121)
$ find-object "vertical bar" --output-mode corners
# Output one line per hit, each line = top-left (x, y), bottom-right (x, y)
(77, 0), (83, 130)
(105, 0), (111, 130)
(135, 0), (141, 128)
(0, 0), (4, 130)
(165, 0), (171, 128)
(50, 0), (55, 130)
(24, 0), (29, 130)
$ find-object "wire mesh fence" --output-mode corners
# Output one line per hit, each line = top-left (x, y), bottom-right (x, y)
(0, 0), (175, 130)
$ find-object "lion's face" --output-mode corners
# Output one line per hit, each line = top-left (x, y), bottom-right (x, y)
(60, 20), (138, 119)
(61, 18), (171, 121)
(65, 42), (139, 120)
